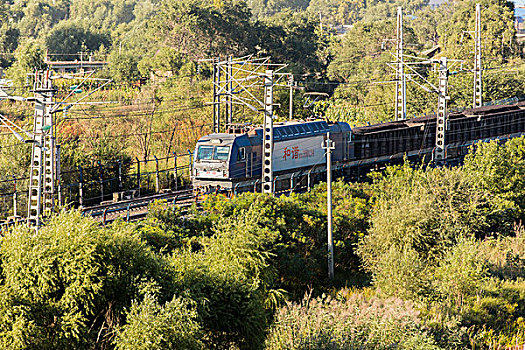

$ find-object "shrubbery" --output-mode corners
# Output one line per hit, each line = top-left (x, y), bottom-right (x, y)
(265, 290), (442, 350)
(4, 138), (525, 349)
(356, 137), (525, 348)
(0, 210), (276, 349)
(144, 182), (373, 298)
(116, 295), (203, 350)
(0, 211), (169, 349)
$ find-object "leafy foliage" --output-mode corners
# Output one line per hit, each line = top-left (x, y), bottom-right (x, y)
(0, 211), (170, 349)
(167, 209), (275, 350)
(45, 20), (110, 60)
(115, 294), (203, 350)
(148, 182), (373, 297)
(358, 163), (501, 299)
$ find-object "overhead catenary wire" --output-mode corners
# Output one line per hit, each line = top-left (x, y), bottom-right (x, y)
(63, 104), (212, 120)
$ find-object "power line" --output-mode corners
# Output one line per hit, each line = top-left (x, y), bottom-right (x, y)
(64, 104), (212, 120)
(59, 123), (213, 140)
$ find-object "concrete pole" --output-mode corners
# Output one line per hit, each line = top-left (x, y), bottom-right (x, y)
(98, 161), (104, 202)
(173, 152), (178, 191)
(117, 160), (123, 192)
(136, 157), (141, 196)
(78, 165), (84, 207)
(322, 132), (335, 280)
(12, 176), (17, 216)
(154, 155), (160, 193)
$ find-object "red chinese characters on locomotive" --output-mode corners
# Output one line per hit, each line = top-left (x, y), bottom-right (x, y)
(283, 147), (291, 160)
(291, 146), (299, 159)
(283, 146), (314, 160)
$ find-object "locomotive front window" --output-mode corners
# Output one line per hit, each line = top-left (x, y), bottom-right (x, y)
(197, 146), (214, 160)
(214, 146), (230, 160)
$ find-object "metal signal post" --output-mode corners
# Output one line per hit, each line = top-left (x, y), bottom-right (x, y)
(1, 69), (112, 228)
(209, 55), (287, 194)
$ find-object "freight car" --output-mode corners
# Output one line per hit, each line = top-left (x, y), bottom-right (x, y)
(192, 102), (525, 193)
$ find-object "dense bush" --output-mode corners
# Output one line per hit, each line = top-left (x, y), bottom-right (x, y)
(5, 139), (525, 349)
(115, 294), (203, 350)
(168, 210), (275, 350)
(358, 161), (512, 300)
(145, 181), (373, 298)
(0, 209), (278, 350)
(356, 139), (525, 348)
(0, 211), (170, 349)
(462, 137), (525, 227)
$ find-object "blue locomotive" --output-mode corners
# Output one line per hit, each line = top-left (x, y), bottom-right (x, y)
(192, 120), (354, 192)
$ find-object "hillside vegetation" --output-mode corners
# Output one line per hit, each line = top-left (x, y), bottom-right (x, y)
(3, 138), (525, 348)
(2, 0), (525, 348)
(0, 0), (523, 180)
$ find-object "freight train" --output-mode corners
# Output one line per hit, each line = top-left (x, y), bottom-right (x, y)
(192, 102), (525, 193)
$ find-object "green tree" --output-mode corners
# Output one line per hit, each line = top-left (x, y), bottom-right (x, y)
(68, 0), (154, 31)
(169, 209), (274, 350)
(357, 163), (509, 300)
(153, 0), (258, 60)
(437, 0), (517, 63)
(262, 10), (326, 73)
(45, 20), (111, 61)
(360, 0), (427, 23)
(5, 38), (47, 86)
(462, 137), (525, 224)
(308, 0), (366, 26)
(108, 50), (140, 84)
(12, 0), (70, 38)
(326, 20), (421, 121)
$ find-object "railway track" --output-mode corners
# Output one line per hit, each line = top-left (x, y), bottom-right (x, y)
(81, 188), (196, 223)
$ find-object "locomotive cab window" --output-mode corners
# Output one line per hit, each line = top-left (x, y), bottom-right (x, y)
(197, 146), (214, 160)
(237, 147), (246, 161)
(214, 146), (230, 161)
(197, 145), (230, 161)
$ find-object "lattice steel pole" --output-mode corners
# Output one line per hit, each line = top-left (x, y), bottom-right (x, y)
(262, 70), (274, 194)
(213, 57), (220, 133)
(395, 6), (406, 121)
(27, 70), (56, 227)
(473, 3), (482, 108)
(434, 58), (449, 165)
(227, 55), (233, 126)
